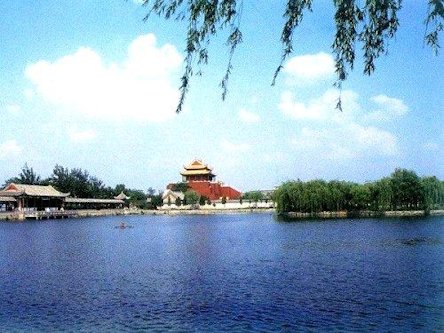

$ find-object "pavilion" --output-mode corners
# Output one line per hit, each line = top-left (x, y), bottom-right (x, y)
(0, 183), (127, 213)
(0, 183), (70, 212)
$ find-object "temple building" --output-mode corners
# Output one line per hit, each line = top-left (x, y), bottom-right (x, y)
(181, 160), (216, 182)
(170, 159), (241, 201)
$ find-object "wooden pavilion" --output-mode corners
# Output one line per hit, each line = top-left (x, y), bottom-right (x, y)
(0, 183), (70, 212)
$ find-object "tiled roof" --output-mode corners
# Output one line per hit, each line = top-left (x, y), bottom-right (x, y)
(65, 198), (124, 204)
(2, 183), (70, 197)
(0, 196), (16, 202)
(162, 189), (184, 200)
(180, 169), (213, 176)
(187, 181), (241, 201)
(114, 192), (130, 200)
(183, 159), (213, 171)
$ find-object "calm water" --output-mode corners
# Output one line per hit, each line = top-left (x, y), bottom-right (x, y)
(0, 214), (443, 332)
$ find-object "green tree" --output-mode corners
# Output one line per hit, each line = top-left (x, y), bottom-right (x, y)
(4, 163), (42, 186)
(149, 191), (164, 209)
(50, 165), (112, 198)
(140, 0), (443, 112)
(170, 182), (189, 193)
(184, 190), (200, 205)
(175, 197), (182, 206)
(421, 176), (444, 210)
(127, 189), (148, 208)
(370, 177), (393, 211)
(390, 168), (424, 210)
(114, 184), (128, 196)
(199, 195), (208, 206)
(243, 191), (264, 203)
(349, 183), (371, 210)
(147, 187), (156, 197)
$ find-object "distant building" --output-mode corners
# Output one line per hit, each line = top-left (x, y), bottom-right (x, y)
(169, 159), (241, 201)
(114, 192), (130, 200)
(162, 189), (185, 205)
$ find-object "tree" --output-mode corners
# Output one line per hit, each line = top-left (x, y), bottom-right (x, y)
(370, 177), (393, 211)
(141, 1), (443, 112)
(390, 168), (424, 210)
(147, 187), (156, 197)
(184, 190), (200, 206)
(4, 163), (42, 186)
(199, 195), (208, 206)
(349, 183), (371, 210)
(243, 191), (264, 203)
(50, 165), (113, 198)
(169, 182), (189, 193)
(273, 169), (442, 214)
(150, 191), (164, 208)
(421, 176), (444, 210)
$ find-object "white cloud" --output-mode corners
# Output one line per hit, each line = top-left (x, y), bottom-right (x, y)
(291, 125), (399, 160)
(24, 89), (35, 100)
(6, 104), (21, 115)
(423, 141), (439, 151)
(284, 52), (335, 84)
(69, 129), (97, 143)
(238, 108), (260, 123)
(0, 140), (22, 159)
(281, 88), (402, 159)
(25, 33), (182, 123)
(366, 94), (408, 121)
(220, 139), (250, 153)
(279, 89), (360, 121)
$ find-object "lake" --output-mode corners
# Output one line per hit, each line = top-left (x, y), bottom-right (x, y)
(0, 214), (443, 331)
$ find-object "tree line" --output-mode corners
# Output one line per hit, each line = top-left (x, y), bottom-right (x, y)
(274, 169), (444, 214)
(3, 164), (163, 209)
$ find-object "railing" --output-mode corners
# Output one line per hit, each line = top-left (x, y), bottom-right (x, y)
(24, 210), (78, 219)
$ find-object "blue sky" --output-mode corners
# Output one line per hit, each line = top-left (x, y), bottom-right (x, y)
(0, 1), (442, 192)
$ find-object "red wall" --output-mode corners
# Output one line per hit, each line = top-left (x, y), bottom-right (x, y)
(187, 181), (241, 201)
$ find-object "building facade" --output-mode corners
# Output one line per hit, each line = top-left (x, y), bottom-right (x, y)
(171, 160), (241, 201)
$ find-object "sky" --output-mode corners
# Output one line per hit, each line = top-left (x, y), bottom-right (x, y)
(0, 1), (443, 192)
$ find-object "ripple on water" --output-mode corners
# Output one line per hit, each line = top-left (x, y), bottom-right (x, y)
(0, 215), (443, 331)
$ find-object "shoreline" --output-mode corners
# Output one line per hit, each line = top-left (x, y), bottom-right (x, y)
(1, 208), (443, 221)
(0, 207), (276, 221)
(282, 209), (444, 219)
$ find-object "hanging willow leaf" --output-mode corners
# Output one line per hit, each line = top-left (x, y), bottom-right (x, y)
(140, 0), (442, 113)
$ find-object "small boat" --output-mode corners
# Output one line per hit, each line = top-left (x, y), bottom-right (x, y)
(114, 221), (133, 229)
